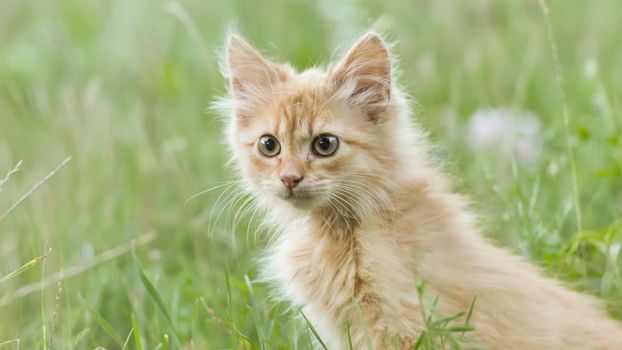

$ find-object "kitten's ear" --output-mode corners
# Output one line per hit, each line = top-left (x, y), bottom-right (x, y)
(332, 32), (391, 116)
(226, 34), (279, 98)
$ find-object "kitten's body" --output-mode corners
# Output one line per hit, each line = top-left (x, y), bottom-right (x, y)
(218, 33), (622, 349)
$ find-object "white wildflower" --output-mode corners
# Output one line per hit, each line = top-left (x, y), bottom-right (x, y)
(467, 107), (543, 164)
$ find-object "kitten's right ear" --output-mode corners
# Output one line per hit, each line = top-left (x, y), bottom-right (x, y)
(226, 34), (278, 98)
(330, 32), (392, 121)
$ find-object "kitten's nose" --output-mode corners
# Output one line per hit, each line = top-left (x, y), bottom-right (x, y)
(280, 175), (303, 190)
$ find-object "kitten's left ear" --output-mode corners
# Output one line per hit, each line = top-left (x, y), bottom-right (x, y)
(331, 32), (391, 117)
(226, 34), (279, 99)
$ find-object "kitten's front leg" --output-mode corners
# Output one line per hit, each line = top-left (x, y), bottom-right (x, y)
(341, 286), (425, 349)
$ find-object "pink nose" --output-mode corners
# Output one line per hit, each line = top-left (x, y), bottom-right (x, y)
(280, 175), (303, 190)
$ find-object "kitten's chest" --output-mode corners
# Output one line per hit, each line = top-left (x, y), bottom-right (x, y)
(267, 230), (359, 312)
(264, 223), (419, 329)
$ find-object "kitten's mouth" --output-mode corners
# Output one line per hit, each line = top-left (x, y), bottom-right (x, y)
(283, 190), (307, 200)
(278, 189), (315, 207)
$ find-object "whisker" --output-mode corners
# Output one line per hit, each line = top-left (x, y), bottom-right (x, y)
(336, 188), (377, 217)
(329, 191), (363, 227)
(230, 194), (257, 234)
(245, 200), (265, 243)
(207, 185), (245, 236)
(338, 182), (390, 214)
(211, 189), (248, 235)
(185, 180), (245, 206)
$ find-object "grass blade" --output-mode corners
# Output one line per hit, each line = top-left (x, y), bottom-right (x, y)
(347, 322), (354, 350)
(463, 295), (477, 335)
(0, 232), (156, 308)
(0, 339), (20, 348)
(0, 160), (22, 192)
(135, 261), (181, 344)
(40, 251), (48, 350)
(137, 266), (173, 325)
(131, 313), (143, 350)
(298, 308), (328, 350)
(0, 249), (51, 284)
(352, 297), (375, 350)
(538, 0), (583, 232)
(121, 328), (134, 350)
(243, 275), (267, 350)
(70, 328), (89, 348)
(161, 334), (170, 350)
(0, 157), (71, 222)
(81, 297), (124, 346)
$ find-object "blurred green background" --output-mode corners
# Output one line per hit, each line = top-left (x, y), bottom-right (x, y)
(0, 0), (621, 348)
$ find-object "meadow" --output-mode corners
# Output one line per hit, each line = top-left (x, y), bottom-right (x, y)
(0, 0), (621, 348)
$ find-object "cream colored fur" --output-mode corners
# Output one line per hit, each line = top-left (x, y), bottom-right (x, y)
(216, 32), (622, 349)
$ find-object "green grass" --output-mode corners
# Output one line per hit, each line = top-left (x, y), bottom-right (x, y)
(1, 0), (621, 348)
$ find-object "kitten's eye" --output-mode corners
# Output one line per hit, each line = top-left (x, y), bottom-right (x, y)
(258, 135), (281, 157)
(312, 134), (339, 157)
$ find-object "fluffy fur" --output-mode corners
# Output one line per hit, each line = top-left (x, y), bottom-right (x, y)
(216, 32), (622, 349)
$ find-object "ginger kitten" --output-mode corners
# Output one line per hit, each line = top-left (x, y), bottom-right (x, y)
(216, 32), (622, 349)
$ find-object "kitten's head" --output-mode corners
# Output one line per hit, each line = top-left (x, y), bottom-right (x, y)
(219, 32), (414, 214)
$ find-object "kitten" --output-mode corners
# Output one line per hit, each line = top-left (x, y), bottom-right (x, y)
(216, 32), (622, 349)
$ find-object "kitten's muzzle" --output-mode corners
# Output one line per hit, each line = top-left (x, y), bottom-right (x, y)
(280, 175), (303, 190)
